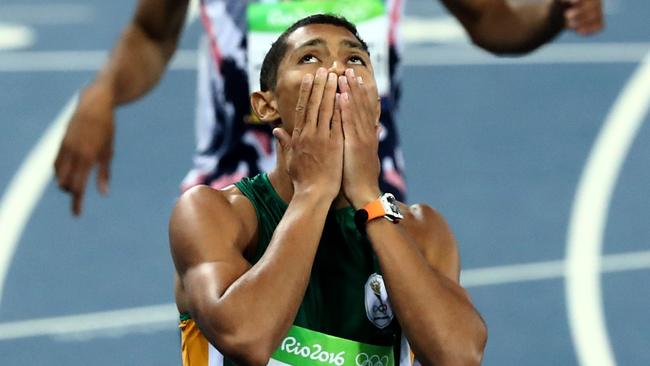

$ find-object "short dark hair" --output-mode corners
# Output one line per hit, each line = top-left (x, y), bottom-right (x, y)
(259, 14), (369, 92)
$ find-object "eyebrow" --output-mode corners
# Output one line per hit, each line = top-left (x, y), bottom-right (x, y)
(340, 39), (365, 52)
(294, 38), (326, 51)
(294, 37), (367, 53)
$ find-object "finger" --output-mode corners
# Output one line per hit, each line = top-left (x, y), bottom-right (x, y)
(304, 67), (328, 133)
(355, 76), (378, 128)
(293, 73), (314, 135)
(72, 188), (85, 216)
(340, 92), (356, 138)
(344, 68), (362, 104)
(96, 141), (113, 195)
(338, 74), (351, 95)
(344, 69), (367, 128)
(273, 127), (292, 151)
(70, 164), (91, 216)
(318, 72), (338, 135)
(565, 9), (596, 28)
(54, 150), (73, 190)
(565, 1), (600, 29)
(577, 20), (603, 35)
(567, 12), (601, 32)
(331, 93), (343, 140)
(97, 159), (111, 196)
(346, 71), (376, 134)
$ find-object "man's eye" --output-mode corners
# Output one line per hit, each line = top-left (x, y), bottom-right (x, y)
(300, 55), (318, 63)
(348, 56), (366, 65)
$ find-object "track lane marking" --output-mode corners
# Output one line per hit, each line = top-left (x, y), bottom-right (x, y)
(2, 249), (650, 341)
(0, 96), (77, 306)
(565, 51), (650, 366)
(2, 43), (649, 72)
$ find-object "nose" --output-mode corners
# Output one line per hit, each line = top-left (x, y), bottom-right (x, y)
(327, 61), (346, 76)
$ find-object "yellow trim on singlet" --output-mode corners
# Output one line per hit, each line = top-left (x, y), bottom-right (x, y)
(180, 318), (209, 366)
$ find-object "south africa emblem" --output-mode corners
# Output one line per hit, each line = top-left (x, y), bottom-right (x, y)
(364, 273), (393, 329)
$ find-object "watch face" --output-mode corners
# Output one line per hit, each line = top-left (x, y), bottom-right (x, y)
(381, 193), (404, 221)
(386, 195), (399, 211)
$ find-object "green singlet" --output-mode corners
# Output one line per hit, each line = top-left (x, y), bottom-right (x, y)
(180, 173), (406, 366)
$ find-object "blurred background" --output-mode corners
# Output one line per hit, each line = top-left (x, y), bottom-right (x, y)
(1, 0), (649, 364)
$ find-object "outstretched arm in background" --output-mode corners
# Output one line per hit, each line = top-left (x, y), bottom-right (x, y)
(441, 0), (603, 54)
(54, 0), (190, 215)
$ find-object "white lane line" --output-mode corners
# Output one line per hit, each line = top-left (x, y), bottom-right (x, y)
(0, 304), (178, 341)
(401, 16), (469, 43)
(0, 22), (36, 51)
(0, 50), (199, 72)
(461, 259), (565, 287)
(2, 43), (650, 72)
(2, 249), (650, 341)
(0, 96), (77, 307)
(405, 42), (650, 66)
(461, 249), (650, 288)
(186, 0), (200, 24)
(565, 51), (650, 366)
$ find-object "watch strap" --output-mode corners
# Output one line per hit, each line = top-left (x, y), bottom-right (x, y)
(362, 197), (387, 222)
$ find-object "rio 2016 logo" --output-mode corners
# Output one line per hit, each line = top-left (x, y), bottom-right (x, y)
(355, 353), (389, 366)
(280, 336), (345, 365)
(280, 337), (390, 366)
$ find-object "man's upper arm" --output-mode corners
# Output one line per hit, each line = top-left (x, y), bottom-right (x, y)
(169, 186), (253, 319)
(408, 204), (461, 283)
(437, 0), (495, 28)
(132, 0), (190, 47)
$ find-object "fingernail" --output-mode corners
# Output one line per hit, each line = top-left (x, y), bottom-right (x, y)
(317, 67), (327, 77)
(340, 75), (347, 84)
(303, 74), (313, 82)
(328, 73), (336, 82)
(357, 76), (363, 84)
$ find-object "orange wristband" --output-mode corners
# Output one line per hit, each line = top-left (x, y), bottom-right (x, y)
(362, 198), (387, 223)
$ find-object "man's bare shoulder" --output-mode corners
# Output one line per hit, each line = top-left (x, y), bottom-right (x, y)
(169, 184), (258, 272)
(175, 184), (255, 220)
(400, 202), (460, 281)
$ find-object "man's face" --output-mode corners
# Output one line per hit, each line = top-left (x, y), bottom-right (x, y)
(272, 23), (380, 131)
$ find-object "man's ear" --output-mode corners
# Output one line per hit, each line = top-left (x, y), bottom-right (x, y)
(251, 91), (280, 123)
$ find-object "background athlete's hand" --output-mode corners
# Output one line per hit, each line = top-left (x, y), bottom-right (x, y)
(54, 84), (115, 216)
(560, 0), (603, 35)
(338, 68), (382, 208)
(273, 68), (343, 201)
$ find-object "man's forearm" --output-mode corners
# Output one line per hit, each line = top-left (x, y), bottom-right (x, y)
(366, 220), (486, 365)
(440, 0), (565, 54)
(92, 0), (189, 106)
(200, 193), (333, 363)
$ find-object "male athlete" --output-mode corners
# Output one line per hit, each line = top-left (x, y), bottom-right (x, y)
(170, 14), (486, 366)
(55, 0), (603, 215)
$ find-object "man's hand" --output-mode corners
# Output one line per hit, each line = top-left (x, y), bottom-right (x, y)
(561, 0), (603, 35)
(338, 68), (382, 208)
(54, 84), (115, 216)
(272, 68), (344, 201)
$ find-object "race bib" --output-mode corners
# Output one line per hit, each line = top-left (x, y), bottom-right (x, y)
(269, 325), (395, 366)
(247, 0), (390, 95)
